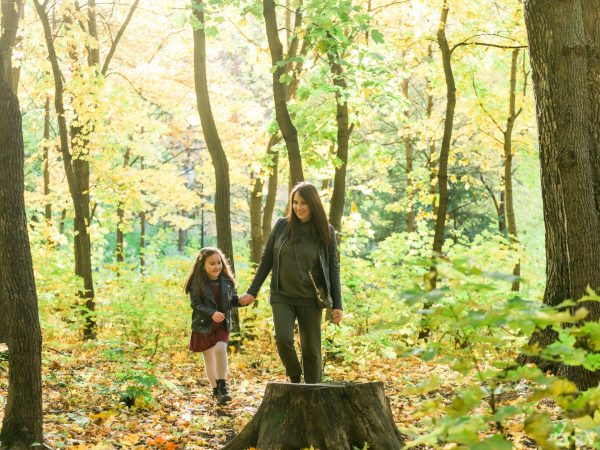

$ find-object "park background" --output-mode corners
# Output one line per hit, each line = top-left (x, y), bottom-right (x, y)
(2, 0), (600, 449)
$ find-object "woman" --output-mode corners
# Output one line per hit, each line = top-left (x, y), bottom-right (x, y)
(239, 181), (343, 384)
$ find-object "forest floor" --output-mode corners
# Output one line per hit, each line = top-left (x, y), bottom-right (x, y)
(0, 337), (542, 450)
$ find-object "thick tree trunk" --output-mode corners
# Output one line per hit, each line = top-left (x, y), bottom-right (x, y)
(192, 0), (238, 333)
(222, 382), (404, 450)
(0, 0), (22, 95)
(328, 52), (352, 233)
(263, 0), (304, 185)
(0, 76), (44, 449)
(0, 0), (22, 346)
(521, 0), (600, 389)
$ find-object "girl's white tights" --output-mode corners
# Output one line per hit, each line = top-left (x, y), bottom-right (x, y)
(202, 341), (228, 388)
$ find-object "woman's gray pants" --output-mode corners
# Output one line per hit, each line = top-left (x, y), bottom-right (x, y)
(271, 302), (322, 383)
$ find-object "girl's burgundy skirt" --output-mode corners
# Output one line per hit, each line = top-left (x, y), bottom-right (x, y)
(189, 322), (229, 352)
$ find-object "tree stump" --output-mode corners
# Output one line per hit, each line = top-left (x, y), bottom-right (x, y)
(222, 382), (404, 450)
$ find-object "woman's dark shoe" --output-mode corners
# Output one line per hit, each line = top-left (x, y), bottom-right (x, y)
(289, 375), (301, 383)
(216, 379), (232, 403)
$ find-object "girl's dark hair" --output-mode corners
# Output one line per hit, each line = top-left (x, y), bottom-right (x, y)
(184, 247), (235, 295)
(286, 181), (331, 246)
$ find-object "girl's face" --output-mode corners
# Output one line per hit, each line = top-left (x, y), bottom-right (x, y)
(204, 253), (223, 280)
(292, 192), (312, 223)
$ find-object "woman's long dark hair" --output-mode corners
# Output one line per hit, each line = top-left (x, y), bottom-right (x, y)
(286, 181), (330, 246)
(184, 247), (235, 295)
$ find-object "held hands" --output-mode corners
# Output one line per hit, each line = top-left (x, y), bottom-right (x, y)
(332, 308), (343, 325)
(212, 311), (225, 323)
(239, 293), (256, 306)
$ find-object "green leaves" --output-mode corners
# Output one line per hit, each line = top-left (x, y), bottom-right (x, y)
(370, 29), (384, 44)
(470, 434), (512, 450)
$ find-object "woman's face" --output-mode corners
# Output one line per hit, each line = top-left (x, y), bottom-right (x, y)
(204, 253), (223, 280)
(293, 192), (312, 223)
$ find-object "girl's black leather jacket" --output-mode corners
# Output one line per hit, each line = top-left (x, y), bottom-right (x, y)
(247, 217), (342, 310)
(190, 276), (241, 334)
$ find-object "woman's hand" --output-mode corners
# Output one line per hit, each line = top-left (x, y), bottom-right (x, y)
(212, 311), (225, 323)
(332, 309), (343, 325)
(239, 293), (256, 306)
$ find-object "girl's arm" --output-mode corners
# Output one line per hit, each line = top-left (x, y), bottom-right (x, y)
(229, 285), (243, 307)
(190, 291), (216, 318)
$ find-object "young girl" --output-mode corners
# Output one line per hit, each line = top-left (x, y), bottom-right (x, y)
(184, 247), (243, 404)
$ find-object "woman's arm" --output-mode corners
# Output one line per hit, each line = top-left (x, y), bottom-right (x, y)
(246, 217), (286, 298)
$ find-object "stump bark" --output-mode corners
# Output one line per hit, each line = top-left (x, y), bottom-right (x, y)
(222, 382), (404, 450)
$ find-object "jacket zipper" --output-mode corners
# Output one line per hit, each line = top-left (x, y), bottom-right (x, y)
(275, 236), (288, 293)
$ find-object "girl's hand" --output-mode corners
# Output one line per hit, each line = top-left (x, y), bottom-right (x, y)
(239, 293), (256, 306)
(332, 309), (343, 325)
(212, 311), (225, 323)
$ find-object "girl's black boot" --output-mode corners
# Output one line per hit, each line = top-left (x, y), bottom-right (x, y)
(213, 386), (226, 405)
(216, 379), (232, 403)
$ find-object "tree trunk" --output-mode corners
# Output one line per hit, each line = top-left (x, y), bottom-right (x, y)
(0, 0), (23, 347)
(222, 382), (404, 450)
(428, 4), (456, 290)
(0, 76), (44, 449)
(250, 12), (307, 262)
(250, 135), (280, 265)
(262, 148), (278, 247)
(116, 148), (130, 263)
(521, 0), (600, 389)
(328, 51), (352, 233)
(263, 0), (304, 185)
(480, 175), (505, 233)
(34, 0), (97, 339)
(0, 0), (22, 95)
(192, 0), (234, 269)
(504, 48), (521, 292)
(178, 228), (188, 253)
(426, 44), (438, 230)
(192, 0), (238, 334)
(419, 6), (456, 341)
(249, 171), (264, 265)
(139, 210), (146, 271)
(43, 97), (52, 226)
(402, 76), (415, 233)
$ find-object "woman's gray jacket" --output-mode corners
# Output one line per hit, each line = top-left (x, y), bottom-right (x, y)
(247, 217), (342, 309)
